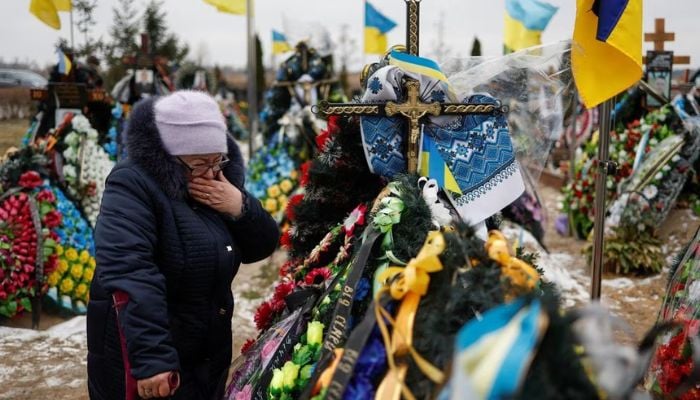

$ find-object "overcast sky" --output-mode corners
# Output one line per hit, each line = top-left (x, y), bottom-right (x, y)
(1, 0), (699, 71)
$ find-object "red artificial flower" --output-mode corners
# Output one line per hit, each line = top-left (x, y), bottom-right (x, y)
(300, 161), (312, 187)
(316, 129), (331, 151)
(43, 210), (62, 228)
(270, 297), (285, 312)
(18, 171), (42, 189)
(304, 267), (331, 286)
(254, 301), (274, 331)
(342, 204), (367, 237)
(36, 190), (56, 203)
(273, 281), (295, 302)
(328, 116), (341, 134)
(286, 194), (304, 221)
(280, 230), (292, 249)
(279, 260), (297, 278)
(240, 338), (256, 354)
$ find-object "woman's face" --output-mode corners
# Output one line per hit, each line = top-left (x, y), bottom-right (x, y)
(178, 153), (227, 181)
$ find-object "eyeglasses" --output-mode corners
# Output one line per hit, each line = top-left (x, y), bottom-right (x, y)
(178, 155), (229, 177)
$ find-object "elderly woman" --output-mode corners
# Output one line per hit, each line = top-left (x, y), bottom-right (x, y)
(87, 91), (279, 399)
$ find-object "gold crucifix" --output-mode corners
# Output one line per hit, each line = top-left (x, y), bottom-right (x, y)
(386, 79), (440, 172)
(316, 0), (503, 174)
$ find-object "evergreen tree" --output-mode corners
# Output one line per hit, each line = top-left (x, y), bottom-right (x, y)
(74, 0), (102, 58)
(104, 0), (140, 87)
(471, 37), (482, 57)
(142, 0), (188, 65)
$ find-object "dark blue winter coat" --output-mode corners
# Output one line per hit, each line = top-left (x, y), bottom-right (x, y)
(86, 97), (279, 399)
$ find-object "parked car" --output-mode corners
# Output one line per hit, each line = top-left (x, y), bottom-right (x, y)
(0, 69), (47, 88)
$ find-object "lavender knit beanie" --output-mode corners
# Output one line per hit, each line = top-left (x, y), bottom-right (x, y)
(154, 90), (227, 156)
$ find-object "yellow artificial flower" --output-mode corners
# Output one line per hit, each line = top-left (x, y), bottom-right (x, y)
(59, 278), (75, 295)
(88, 257), (96, 269)
(267, 184), (281, 198)
(65, 248), (78, 262)
(281, 361), (300, 390)
(55, 244), (64, 256)
(82, 267), (94, 282)
(307, 321), (325, 346)
(264, 198), (278, 213)
(47, 271), (61, 287)
(70, 263), (84, 280)
(58, 259), (69, 274)
(79, 250), (90, 264)
(290, 170), (298, 180)
(280, 179), (293, 194)
(278, 195), (288, 211)
(74, 283), (88, 299)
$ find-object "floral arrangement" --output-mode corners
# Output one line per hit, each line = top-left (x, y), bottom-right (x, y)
(246, 140), (298, 221)
(561, 106), (676, 239)
(646, 230), (700, 398)
(61, 114), (115, 226)
(0, 172), (60, 318)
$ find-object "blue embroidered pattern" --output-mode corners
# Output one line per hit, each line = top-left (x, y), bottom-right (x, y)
(430, 89), (446, 103)
(369, 77), (383, 94)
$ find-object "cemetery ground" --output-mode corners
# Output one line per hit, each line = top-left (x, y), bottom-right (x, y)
(0, 122), (698, 398)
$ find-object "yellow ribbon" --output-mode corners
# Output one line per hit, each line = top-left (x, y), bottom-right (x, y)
(377, 230), (445, 300)
(375, 231), (447, 400)
(485, 230), (540, 292)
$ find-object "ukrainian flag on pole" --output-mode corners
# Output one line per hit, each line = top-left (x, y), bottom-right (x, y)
(30, 0), (72, 30)
(203, 0), (246, 15)
(503, 0), (558, 53)
(572, 0), (643, 108)
(365, 1), (397, 55)
(272, 30), (292, 55)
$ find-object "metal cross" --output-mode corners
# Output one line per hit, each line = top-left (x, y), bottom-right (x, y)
(316, 0), (504, 174)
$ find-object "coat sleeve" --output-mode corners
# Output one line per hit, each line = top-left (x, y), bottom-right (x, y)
(94, 166), (180, 380)
(225, 190), (280, 264)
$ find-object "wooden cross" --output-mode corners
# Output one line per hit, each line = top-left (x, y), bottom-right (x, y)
(317, 0), (504, 173)
(643, 18), (691, 65)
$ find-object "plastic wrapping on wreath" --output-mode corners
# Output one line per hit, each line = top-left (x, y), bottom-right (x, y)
(606, 115), (700, 235)
(442, 41), (574, 185)
(646, 228), (700, 399)
(225, 308), (304, 400)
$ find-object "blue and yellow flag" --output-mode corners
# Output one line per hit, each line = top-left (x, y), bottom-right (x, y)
(203, 0), (246, 15)
(272, 30), (292, 55)
(452, 298), (547, 399)
(365, 1), (397, 55)
(503, 0), (558, 53)
(56, 48), (72, 75)
(30, 0), (71, 30)
(572, 0), (642, 108)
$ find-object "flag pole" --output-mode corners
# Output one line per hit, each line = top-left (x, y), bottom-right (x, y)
(590, 97), (614, 299)
(69, 1), (75, 48)
(246, 0), (258, 159)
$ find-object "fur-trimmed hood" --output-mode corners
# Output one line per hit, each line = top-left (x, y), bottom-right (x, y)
(125, 96), (245, 199)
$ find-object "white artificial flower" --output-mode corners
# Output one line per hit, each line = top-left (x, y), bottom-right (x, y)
(689, 281), (700, 303)
(64, 131), (81, 147)
(649, 138), (658, 145)
(642, 185), (658, 199)
(63, 164), (77, 178)
(637, 223), (645, 232)
(86, 128), (99, 140)
(662, 165), (671, 172)
(72, 115), (91, 133)
(672, 155), (681, 163)
(654, 172), (663, 181)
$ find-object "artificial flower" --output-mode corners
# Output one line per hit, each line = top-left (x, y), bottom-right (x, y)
(240, 338), (256, 355)
(304, 267), (331, 286)
(47, 271), (60, 287)
(280, 179), (293, 194)
(82, 267), (94, 282)
(57, 259), (69, 274)
(307, 321), (324, 346)
(74, 283), (88, 299)
(18, 171), (42, 189)
(254, 301), (274, 331)
(65, 248), (78, 262)
(264, 198), (279, 213)
(281, 361), (300, 390)
(79, 249), (90, 264)
(267, 185), (281, 198)
(43, 210), (62, 228)
(270, 369), (284, 395)
(59, 277), (75, 294)
(70, 263), (84, 280)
